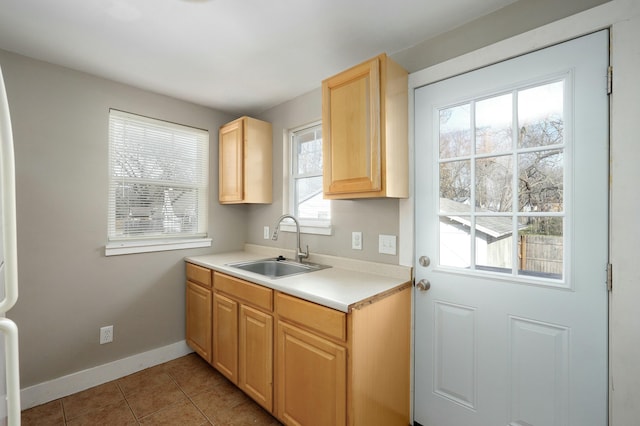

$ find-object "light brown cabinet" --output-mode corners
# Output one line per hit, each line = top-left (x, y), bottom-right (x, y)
(212, 292), (238, 381)
(185, 261), (411, 425)
(276, 292), (347, 425)
(219, 116), (272, 204)
(322, 53), (408, 199)
(185, 263), (212, 363)
(275, 287), (411, 426)
(213, 272), (274, 412)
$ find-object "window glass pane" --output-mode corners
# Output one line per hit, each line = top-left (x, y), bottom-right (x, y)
(440, 216), (471, 268)
(439, 104), (471, 159)
(476, 93), (513, 154)
(295, 127), (322, 175)
(518, 217), (563, 279)
(518, 149), (563, 212)
(475, 155), (513, 212)
(295, 176), (330, 220)
(518, 81), (564, 148)
(475, 216), (513, 272)
(440, 160), (471, 212)
(290, 123), (330, 224)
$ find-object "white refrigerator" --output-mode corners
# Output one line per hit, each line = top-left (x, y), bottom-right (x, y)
(0, 65), (21, 425)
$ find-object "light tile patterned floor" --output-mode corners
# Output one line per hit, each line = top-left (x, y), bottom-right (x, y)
(21, 353), (282, 425)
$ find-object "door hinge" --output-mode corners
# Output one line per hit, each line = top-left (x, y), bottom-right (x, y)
(607, 66), (613, 95)
(607, 263), (613, 291)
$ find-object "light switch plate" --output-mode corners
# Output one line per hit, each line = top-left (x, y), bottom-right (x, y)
(352, 231), (363, 250)
(378, 234), (397, 255)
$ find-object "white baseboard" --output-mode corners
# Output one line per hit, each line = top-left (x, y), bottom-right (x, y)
(21, 340), (193, 410)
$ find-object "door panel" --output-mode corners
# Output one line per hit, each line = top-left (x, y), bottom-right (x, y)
(508, 316), (569, 426)
(414, 31), (609, 426)
(433, 301), (477, 409)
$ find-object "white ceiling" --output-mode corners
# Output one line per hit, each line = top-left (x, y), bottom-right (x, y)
(0, 0), (518, 115)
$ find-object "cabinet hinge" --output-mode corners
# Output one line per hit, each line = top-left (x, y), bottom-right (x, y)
(607, 66), (613, 95)
(607, 263), (613, 291)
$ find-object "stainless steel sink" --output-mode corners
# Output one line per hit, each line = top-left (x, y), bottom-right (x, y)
(226, 257), (330, 279)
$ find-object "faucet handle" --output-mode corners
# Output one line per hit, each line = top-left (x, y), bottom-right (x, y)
(299, 245), (309, 260)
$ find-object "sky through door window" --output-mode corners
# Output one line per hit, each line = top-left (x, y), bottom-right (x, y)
(107, 110), (209, 245)
(437, 79), (565, 281)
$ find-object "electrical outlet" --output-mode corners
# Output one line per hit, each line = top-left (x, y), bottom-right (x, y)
(100, 325), (113, 344)
(378, 234), (397, 255)
(263, 226), (270, 239)
(352, 231), (363, 250)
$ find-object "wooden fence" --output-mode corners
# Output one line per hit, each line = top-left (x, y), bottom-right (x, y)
(519, 234), (563, 275)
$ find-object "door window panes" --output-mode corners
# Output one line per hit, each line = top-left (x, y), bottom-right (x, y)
(518, 149), (563, 212)
(439, 104), (471, 158)
(475, 155), (513, 212)
(476, 93), (513, 154)
(518, 81), (564, 148)
(437, 80), (565, 281)
(439, 160), (471, 212)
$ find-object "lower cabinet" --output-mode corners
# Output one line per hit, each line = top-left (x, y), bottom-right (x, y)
(239, 304), (273, 410)
(185, 263), (212, 363)
(275, 288), (411, 426)
(276, 320), (346, 426)
(185, 262), (411, 426)
(212, 292), (238, 382)
(212, 272), (274, 412)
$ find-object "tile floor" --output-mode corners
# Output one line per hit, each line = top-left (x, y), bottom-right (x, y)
(21, 353), (282, 425)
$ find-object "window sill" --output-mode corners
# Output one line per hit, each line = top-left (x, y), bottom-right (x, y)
(105, 238), (212, 256)
(280, 223), (332, 236)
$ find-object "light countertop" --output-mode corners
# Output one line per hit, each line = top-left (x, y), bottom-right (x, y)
(185, 244), (413, 313)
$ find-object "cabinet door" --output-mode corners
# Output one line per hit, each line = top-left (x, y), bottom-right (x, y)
(186, 281), (212, 363)
(322, 56), (381, 196)
(276, 321), (346, 426)
(239, 305), (273, 412)
(219, 119), (244, 203)
(213, 293), (239, 383)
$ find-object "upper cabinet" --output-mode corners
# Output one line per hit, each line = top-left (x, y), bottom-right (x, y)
(219, 116), (272, 204)
(322, 53), (408, 199)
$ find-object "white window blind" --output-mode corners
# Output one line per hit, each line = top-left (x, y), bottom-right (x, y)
(108, 110), (209, 243)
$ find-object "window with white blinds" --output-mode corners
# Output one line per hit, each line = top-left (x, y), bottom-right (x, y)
(107, 110), (209, 250)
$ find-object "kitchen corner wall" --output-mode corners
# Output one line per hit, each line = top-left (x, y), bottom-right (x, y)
(0, 49), (244, 389)
(249, 88), (401, 264)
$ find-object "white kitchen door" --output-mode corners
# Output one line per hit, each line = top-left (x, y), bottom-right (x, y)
(413, 31), (609, 426)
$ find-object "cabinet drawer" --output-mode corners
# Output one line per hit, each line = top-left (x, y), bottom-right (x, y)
(276, 292), (346, 342)
(214, 272), (273, 312)
(186, 263), (212, 288)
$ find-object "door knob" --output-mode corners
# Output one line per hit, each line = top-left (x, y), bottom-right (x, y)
(415, 279), (431, 292)
(418, 256), (431, 267)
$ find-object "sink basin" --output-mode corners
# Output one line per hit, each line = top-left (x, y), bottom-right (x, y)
(226, 258), (330, 279)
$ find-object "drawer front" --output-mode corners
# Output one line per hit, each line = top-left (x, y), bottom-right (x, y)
(186, 263), (212, 288)
(214, 272), (273, 312)
(276, 292), (346, 342)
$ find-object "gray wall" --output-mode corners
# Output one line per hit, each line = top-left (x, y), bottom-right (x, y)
(0, 50), (243, 388)
(393, 0), (610, 73)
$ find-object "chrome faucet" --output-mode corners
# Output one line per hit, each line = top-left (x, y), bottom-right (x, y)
(272, 214), (309, 263)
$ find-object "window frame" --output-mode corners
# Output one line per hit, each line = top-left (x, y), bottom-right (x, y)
(105, 109), (211, 256)
(282, 121), (332, 236)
